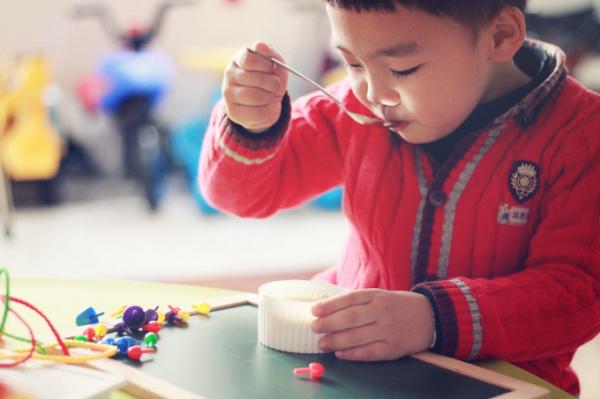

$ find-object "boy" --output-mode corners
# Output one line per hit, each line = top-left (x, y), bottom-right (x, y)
(199, 0), (600, 395)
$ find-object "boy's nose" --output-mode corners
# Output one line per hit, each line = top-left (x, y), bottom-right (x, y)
(366, 78), (401, 107)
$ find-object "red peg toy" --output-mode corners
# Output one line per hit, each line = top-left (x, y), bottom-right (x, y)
(143, 320), (162, 333)
(83, 327), (96, 342)
(293, 362), (325, 380)
(127, 345), (156, 361)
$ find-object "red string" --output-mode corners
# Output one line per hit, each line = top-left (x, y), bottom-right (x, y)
(7, 296), (70, 356)
(0, 306), (36, 367)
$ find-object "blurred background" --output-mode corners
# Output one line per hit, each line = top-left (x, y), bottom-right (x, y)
(0, 0), (349, 287)
(0, 0), (599, 397)
(1, 0), (599, 284)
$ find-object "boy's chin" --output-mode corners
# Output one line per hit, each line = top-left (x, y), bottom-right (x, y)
(389, 129), (426, 145)
(391, 126), (450, 145)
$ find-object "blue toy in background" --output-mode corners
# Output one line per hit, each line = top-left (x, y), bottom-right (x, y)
(73, 0), (194, 211)
(171, 115), (219, 214)
(310, 186), (343, 211)
(98, 49), (173, 114)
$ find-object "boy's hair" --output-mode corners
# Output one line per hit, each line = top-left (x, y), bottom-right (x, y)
(324, 0), (528, 31)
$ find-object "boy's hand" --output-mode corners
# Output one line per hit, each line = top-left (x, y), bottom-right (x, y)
(311, 289), (434, 361)
(222, 42), (289, 133)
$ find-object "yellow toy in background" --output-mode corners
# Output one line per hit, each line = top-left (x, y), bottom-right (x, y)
(0, 56), (62, 181)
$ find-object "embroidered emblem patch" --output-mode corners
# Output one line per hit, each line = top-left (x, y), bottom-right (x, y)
(497, 203), (530, 226)
(509, 161), (539, 202)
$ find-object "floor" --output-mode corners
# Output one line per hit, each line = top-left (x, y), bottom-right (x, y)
(1, 176), (348, 282)
(1, 176), (598, 399)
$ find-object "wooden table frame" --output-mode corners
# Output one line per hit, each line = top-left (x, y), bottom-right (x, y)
(86, 293), (549, 399)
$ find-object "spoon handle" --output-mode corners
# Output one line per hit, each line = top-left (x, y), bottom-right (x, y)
(246, 48), (345, 108)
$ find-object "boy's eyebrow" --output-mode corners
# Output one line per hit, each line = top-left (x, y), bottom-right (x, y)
(335, 42), (420, 58)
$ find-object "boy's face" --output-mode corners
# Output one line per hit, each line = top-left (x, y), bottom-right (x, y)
(326, 5), (494, 144)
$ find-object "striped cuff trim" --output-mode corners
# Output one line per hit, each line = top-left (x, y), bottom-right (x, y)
(215, 127), (280, 166)
(413, 279), (483, 360)
(449, 279), (483, 360)
(215, 94), (291, 165)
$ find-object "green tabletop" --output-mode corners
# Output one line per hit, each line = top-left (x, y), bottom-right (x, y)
(9, 278), (573, 399)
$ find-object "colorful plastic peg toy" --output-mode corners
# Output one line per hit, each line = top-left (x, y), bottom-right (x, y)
(94, 323), (108, 339)
(192, 303), (211, 315)
(144, 306), (159, 323)
(100, 337), (116, 346)
(115, 336), (139, 356)
(127, 345), (156, 361)
(143, 321), (162, 333)
(111, 305), (127, 318)
(83, 327), (96, 342)
(144, 332), (159, 348)
(122, 305), (146, 330)
(156, 311), (166, 324)
(293, 362), (325, 380)
(75, 307), (105, 326)
(177, 310), (190, 322)
(113, 321), (127, 336)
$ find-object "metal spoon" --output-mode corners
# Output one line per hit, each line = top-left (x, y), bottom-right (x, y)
(246, 48), (389, 127)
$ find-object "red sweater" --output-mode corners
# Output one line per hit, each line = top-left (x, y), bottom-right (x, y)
(199, 42), (600, 395)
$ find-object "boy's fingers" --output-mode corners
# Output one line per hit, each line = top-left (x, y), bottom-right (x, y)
(312, 305), (374, 333)
(335, 341), (396, 362)
(251, 42), (290, 92)
(229, 69), (284, 97)
(312, 290), (374, 317)
(318, 322), (379, 351)
(233, 42), (282, 73)
(224, 85), (277, 107)
(252, 41), (284, 63)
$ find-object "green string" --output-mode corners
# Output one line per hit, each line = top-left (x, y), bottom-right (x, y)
(0, 267), (47, 355)
(0, 267), (9, 335)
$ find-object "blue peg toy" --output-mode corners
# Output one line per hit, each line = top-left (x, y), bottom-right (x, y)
(115, 336), (140, 356)
(100, 337), (116, 346)
(75, 307), (105, 326)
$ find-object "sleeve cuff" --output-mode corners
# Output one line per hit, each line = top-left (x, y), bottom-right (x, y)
(412, 278), (483, 360)
(216, 94), (291, 165)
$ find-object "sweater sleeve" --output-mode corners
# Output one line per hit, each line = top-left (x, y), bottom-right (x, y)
(413, 117), (600, 363)
(198, 88), (348, 218)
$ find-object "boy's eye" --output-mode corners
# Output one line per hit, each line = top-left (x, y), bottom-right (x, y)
(391, 65), (421, 77)
(345, 63), (363, 70)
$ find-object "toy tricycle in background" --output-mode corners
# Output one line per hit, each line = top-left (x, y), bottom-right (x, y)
(73, 0), (195, 211)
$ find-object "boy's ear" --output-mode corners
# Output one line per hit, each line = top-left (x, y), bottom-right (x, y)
(486, 6), (526, 62)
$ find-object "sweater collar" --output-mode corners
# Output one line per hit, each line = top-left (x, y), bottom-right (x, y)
(494, 39), (568, 129)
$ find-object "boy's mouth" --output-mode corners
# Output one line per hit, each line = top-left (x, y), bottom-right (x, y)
(386, 120), (410, 132)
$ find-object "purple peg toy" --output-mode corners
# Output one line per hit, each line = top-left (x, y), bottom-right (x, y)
(165, 311), (177, 325)
(123, 305), (146, 330)
(114, 321), (128, 336)
(144, 306), (159, 323)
